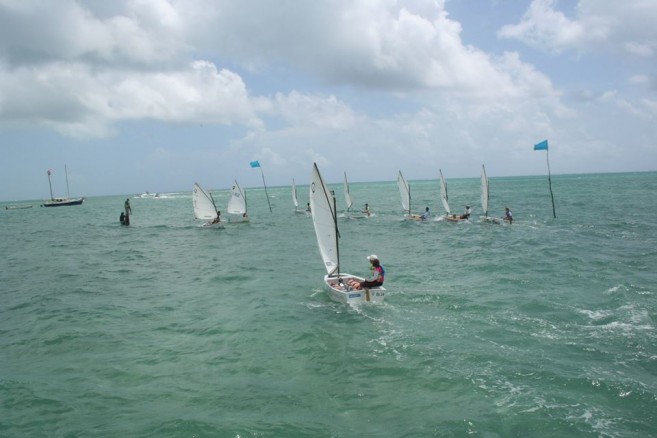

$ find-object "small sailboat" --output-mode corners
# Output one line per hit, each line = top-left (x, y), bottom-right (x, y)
(226, 180), (250, 223)
(42, 165), (85, 207)
(480, 165), (502, 224)
(441, 169), (470, 222)
(310, 163), (385, 304)
(292, 178), (307, 215)
(397, 171), (422, 221)
(193, 182), (223, 227)
(343, 172), (368, 219)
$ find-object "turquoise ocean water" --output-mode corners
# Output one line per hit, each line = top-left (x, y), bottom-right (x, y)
(2, 171), (656, 437)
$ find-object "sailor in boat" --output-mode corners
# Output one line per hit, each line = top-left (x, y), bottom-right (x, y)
(306, 202), (311, 213)
(503, 207), (513, 224)
(210, 210), (222, 224)
(420, 206), (431, 220)
(450, 205), (471, 220)
(362, 203), (371, 216)
(346, 255), (385, 290)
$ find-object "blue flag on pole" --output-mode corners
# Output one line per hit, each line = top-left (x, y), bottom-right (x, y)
(534, 139), (548, 151)
(250, 160), (261, 168)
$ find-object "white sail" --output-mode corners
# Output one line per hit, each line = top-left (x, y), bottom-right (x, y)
(310, 163), (339, 276)
(343, 172), (353, 211)
(481, 165), (489, 217)
(397, 171), (411, 213)
(227, 180), (247, 214)
(292, 178), (299, 208)
(440, 169), (450, 215)
(193, 182), (218, 220)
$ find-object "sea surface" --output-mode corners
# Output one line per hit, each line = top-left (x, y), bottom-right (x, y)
(2, 171), (656, 437)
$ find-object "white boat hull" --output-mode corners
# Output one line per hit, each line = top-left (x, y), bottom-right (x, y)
(324, 274), (385, 304)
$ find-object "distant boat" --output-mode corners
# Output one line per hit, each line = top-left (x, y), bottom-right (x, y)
(5, 205), (33, 210)
(480, 165), (501, 224)
(292, 178), (306, 215)
(42, 165), (84, 207)
(226, 180), (250, 223)
(193, 182), (223, 228)
(397, 171), (422, 221)
(343, 172), (368, 219)
(135, 192), (160, 199)
(441, 169), (470, 222)
(310, 162), (385, 304)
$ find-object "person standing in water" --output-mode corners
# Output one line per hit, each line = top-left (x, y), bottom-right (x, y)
(124, 198), (132, 225)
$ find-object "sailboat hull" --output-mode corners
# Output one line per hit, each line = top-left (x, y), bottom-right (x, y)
(480, 216), (503, 224)
(42, 197), (85, 207)
(324, 274), (385, 304)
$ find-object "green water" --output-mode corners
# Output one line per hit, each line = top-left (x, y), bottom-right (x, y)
(2, 172), (656, 437)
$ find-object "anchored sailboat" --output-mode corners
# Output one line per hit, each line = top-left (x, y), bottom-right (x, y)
(310, 163), (385, 304)
(42, 165), (84, 207)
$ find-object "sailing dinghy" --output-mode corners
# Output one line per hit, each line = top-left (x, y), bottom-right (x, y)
(226, 180), (250, 223)
(343, 172), (368, 219)
(42, 165), (85, 207)
(292, 178), (307, 214)
(310, 163), (385, 304)
(397, 171), (423, 221)
(441, 169), (470, 222)
(480, 165), (502, 224)
(193, 182), (223, 227)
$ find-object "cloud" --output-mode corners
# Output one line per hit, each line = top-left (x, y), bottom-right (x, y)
(0, 60), (264, 137)
(498, 0), (657, 56)
(0, 0), (564, 139)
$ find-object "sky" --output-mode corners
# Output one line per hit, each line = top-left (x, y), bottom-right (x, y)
(1, 0), (656, 201)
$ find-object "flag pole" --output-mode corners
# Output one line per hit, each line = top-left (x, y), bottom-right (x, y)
(251, 161), (272, 213)
(534, 139), (556, 219)
(546, 148), (556, 219)
(260, 166), (272, 213)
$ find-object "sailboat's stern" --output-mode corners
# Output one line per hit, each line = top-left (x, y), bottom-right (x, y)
(324, 274), (385, 304)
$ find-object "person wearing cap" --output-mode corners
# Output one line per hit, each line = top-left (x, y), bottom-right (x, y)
(503, 207), (513, 224)
(420, 206), (431, 220)
(210, 210), (221, 224)
(459, 205), (472, 220)
(362, 203), (371, 216)
(346, 255), (385, 290)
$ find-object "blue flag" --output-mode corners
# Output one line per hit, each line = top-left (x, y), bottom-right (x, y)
(250, 160), (261, 168)
(534, 140), (548, 151)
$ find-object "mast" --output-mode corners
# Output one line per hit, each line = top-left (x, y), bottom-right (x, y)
(65, 164), (70, 198)
(47, 169), (54, 201)
(331, 189), (340, 278)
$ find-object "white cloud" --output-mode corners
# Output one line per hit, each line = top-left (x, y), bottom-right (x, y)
(0, 60), (264, 137)
(499, 0), (657, 56)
